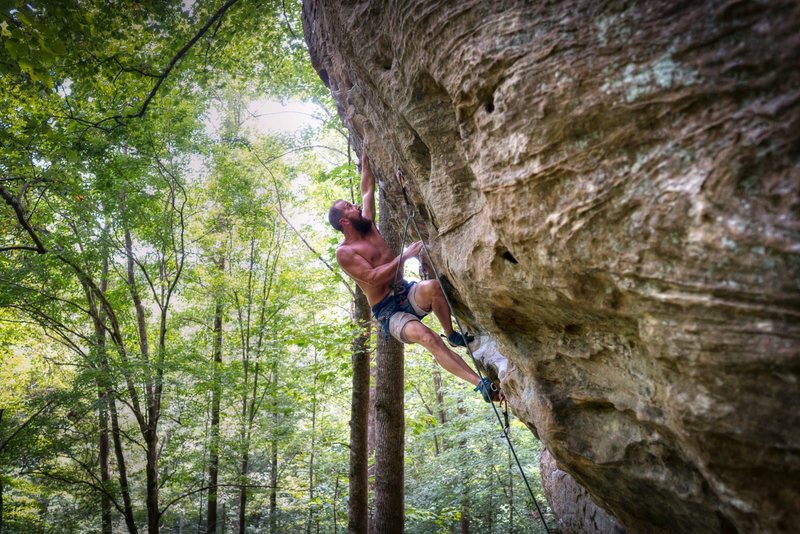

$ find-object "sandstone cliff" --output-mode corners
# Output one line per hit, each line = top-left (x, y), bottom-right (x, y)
(302, 1), (800, 532)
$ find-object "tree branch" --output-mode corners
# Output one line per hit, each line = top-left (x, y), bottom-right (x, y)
(33, 470), (126, 517)
(0, 245), (40, 252)
(282, 0), (298, 39)
(0, 400), (55, 453)
(259, 144), (348, 165)
(0, 183), (47, 253)
(65, 0), (242, 131)
(0, 184), (147, 434)
(245, 145), (355, 298)
(128, 0), (242, 121)
(159, 482), (278, 517)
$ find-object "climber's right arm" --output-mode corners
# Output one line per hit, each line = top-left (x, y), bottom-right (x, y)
(360, 152), (375, 222)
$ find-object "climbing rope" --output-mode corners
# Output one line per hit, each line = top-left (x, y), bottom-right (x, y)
(392, 173), (552, 533)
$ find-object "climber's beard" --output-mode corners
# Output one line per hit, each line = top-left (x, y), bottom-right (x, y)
(351, 214), (372, 234)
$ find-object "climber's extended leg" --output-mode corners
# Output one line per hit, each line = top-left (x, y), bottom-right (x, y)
(399, 319), (480, 387)
(410, 280), (473, 347)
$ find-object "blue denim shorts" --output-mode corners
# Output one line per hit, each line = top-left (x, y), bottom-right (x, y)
(371, 280), (428, 343)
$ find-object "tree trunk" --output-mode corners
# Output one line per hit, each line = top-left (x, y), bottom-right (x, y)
(97, 386), (112, 534)
(197, 403), (211, 533)
(348, 286), (371, 534)
(146, 439), (160, 534)
(488, 470), (494, 534)
(234, 237), (255, 534)
(90, 261), (138, 534)
(109, 390), (137, 534)
(333, 473), (340, 533)
(307, 349), (318, 534)
(125, 227), (160, 534)
(269, 439), (278, 534)
(240, 232), (282, 533)
(237, 450), (249, 533)
(208, 263), (224, 534)
(458, 399), (469, 534)
(370, 194), (405, 534)
(432, 365), (447, 455)
(367, 348), (376, 484)
(95, 274), (112, 534)
(268, 367), (279, 534)
(0, 475), (4, 534)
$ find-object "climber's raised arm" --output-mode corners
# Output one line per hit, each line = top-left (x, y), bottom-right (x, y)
(360, 152), (375, 222)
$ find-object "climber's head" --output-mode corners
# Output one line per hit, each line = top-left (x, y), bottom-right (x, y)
(328, 200), (371, 234)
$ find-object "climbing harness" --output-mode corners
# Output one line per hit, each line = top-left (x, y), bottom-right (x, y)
(392, 170), (552, 534)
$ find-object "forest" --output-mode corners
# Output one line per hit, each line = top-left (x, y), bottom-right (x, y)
(0, 1), (549, 532)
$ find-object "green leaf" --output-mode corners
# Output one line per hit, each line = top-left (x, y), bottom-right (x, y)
(32, 45), (55, 65)
(15, 10), (33, 27)
(17, 58), (34, 77)
(4, 37), (28, 59)
(47, 37), (67, 56)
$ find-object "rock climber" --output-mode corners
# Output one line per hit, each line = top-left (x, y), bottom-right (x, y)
(327, 149), (501, 402)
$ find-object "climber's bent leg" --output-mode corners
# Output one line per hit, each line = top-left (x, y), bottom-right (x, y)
(399, 319), (480, 387)
(409, 279), (454, 335)
(410, 280), (474, 347)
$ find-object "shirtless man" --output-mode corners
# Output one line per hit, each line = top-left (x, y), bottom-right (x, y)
(328, 151), (500, 402)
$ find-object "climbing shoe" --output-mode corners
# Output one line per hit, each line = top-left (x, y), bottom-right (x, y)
(474, 377), (501, 403)
(446, 331), (474, 348)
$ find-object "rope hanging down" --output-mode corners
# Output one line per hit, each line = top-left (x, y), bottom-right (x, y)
(392, 171), (551, 534)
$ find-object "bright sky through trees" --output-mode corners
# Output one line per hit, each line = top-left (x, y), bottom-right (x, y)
(204, 98), (320, 138)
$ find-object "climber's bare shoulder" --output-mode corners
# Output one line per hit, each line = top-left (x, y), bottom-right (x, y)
(335, 235), (393, 305)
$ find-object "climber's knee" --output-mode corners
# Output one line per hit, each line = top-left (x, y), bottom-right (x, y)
(402, 320), (439, 348)
(415, 279), (444, 310)
(388, 312), (422, 343)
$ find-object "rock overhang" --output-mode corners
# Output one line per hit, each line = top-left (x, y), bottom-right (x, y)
(302, 1), (800, 531)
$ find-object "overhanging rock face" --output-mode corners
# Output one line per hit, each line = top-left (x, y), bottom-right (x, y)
(302, 1), (800, 532)
(541, 448), (625, 534)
